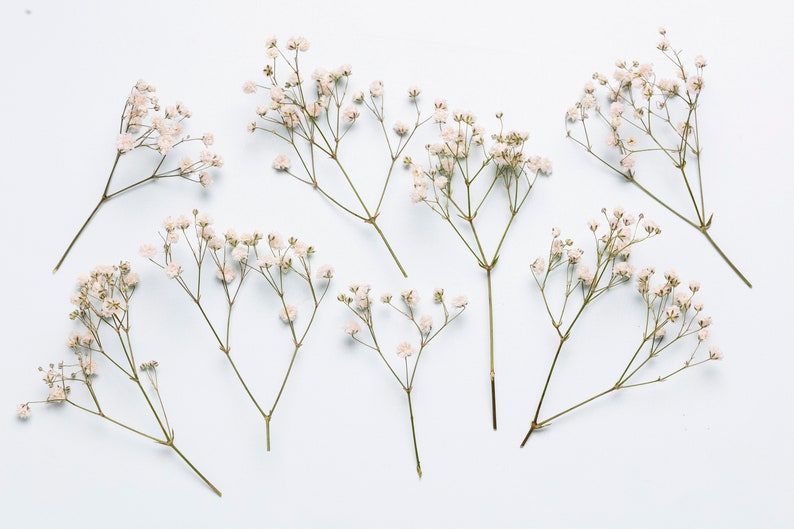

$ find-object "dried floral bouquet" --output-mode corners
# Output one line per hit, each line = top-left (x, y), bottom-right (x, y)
(19, 263), (222, 495)
(53, 81), (221, 273)
(565, 29), (751, 287)
(246, 36), (434, 277)
(523, 209), (722, 445)
(143, 210), (333, 451)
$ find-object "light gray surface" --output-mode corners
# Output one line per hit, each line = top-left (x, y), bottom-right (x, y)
(1, 1), (791, 527)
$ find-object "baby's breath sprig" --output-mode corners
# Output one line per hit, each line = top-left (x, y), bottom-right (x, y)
(53, 81), (221, 274)
(143, 210), (333, 451)
(407, 111), (551, 429)
(340, 286), (467, 477)
(565, 29), (750, 287)
(19, 263), (221, 496)
(245, 36), (434, 277)
(521, 209), (721, 445)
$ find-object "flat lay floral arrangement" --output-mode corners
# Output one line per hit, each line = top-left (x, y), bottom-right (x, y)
(17, 29), (743, 497)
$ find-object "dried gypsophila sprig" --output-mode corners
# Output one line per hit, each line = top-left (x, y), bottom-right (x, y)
(142, 210), (333, 451)
(53, 80), (222, 273)
(521, 208), (721, 446)
(18, 262), (221, 496)
(340, 286), (468, 477)
(565, 28), (750, 287)
(406, 110), (551, 429)
(245, 36), (435, 278)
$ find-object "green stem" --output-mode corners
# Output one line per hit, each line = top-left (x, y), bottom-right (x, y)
(53, 198), (105, 273)
(370, 219), (407, 277)
(406, 388), (422, 478)
(170, 443), (223, 497)
(699, 228), (752, 288)
(520, 386), (616, 447)
(486, 266), (497, 430)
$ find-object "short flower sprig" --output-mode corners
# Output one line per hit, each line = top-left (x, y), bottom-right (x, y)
(245, 36), (434, 277)
(144, 210), (333, 451)
(565, 28), (750, 287)
(19, 263), (221, 496)
(53, 81), (221, 274)
(521, 209), (721, 446)
(340, 286), (468, 477)
(407, 111), (551, 429)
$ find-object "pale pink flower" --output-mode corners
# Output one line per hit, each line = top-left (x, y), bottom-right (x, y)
(369, 80), (384, 98)
(81, 358), (98, 376)
(156, 135), (175, 154)
(342, 105), (359, 122)
(407, 85), (421, 98)
(567, 248), (583, 264)
(401, 289), (421, 308)
(165, 262), (182, 279)
(202, 133), (214, 146)
(286, 36), (310, 52)
(451, 295), (468, 309)
(242, 80), (257, 94)
(620, 154), (635, 170)
(231, 246), (248, 261)
(709, 347), (723, 360)
(101, 298), (123, 317)
(48, 386), (66, 402)
(531, 257), (546, 275)
(16, 403), (31, 419)
(697, 329), (709, 341)
(273, 155), (291, 171)
(434, 176), (449, 190)
(199, 172), (213, 187)
(279, 305), (298, 323)
(418, 315), (433, 334)
(694, 55), (707, 68)
(139, 244), (158, 259)
(116, 133), (135, 153)
(393, 121), (409, 135)
(216, 265), (236, 282)
(566, 106), (580, 121)
(396, 342), (415, 359)
(354, 285), (372, 309)
(344, 321), (361, 335)
(123, 272), (139, 287)
(612, 262), (634, 278)
(270, 86), (285, 102)
(577, 266), (594, 285)
(686, 76), (704, 94)
(316, 265), (334, 279)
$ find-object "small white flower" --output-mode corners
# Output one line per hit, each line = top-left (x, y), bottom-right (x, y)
(418, 315), (433, 334)
(48, 386), (66, 402)
(396, 342), (415, 359)
(316, 265), (334, 279)
(231, 246), (249, 262)
(344, 321), (360, 335)
(531, 257), (546, 275)
(81, 358), (98, 376)
(577, 265), (594, 285)
(216, 265), (237, 282)
(279, 305), (298, 323)
(393, 121), (409, 135)
(165, 262), (182, 279)
(116, 133), (135, 153)
(369, 80), (384, 98)
(709, 347), (723, 360)
(272, 155), (291, 171)
(242, 80), (257, 94)
(16, 403), (31, 419)
(401, 289), (421, 308)
(451, 295), (468, 309)
(567, 248), (583, 264)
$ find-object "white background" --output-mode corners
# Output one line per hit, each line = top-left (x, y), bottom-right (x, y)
(2, 1), (792, 527)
